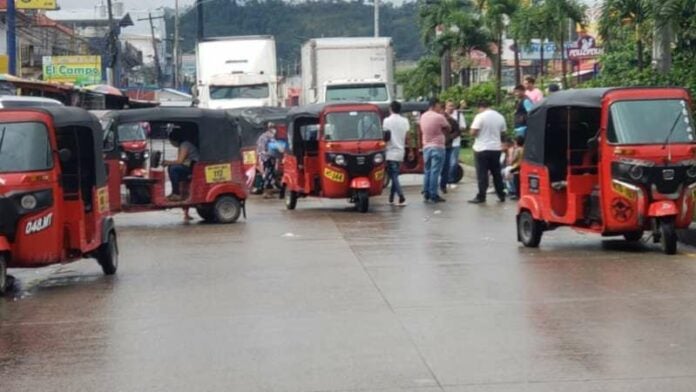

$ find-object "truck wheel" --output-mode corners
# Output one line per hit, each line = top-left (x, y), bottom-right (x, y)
(623, 231), (643, 242)
(285, 191), (298, 210)
(97, 232), (119, 275)
(660, 218), (677, 255)
(518, 211), (542, 248)
(356, 190), (369, 213)
(213, 195), (241, 224)
(0, 254), (7, 296)
(452, 164), (464, 183)
(196, 205), (215, 222)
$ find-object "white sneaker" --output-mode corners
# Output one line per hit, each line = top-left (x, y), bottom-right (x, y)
(448, 184), (458, 190)
(397, 200), (408, 207)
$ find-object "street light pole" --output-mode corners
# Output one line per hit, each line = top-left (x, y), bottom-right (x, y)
(374, 0), (379, 37)
(106, 0), (119, 87)
(196, 0), (204, 41)
(173, 0), (180, 89)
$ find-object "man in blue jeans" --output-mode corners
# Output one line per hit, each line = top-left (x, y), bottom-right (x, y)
(420, 98), (451, 203)
(383, 101), (410, 206)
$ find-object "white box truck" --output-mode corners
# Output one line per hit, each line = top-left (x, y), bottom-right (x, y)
(301, 37), (395, 105)
(195, 35), (279, 109)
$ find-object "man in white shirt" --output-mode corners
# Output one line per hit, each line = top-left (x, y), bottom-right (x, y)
(469, 99), (507, 204)
(383, 100), (410, 206)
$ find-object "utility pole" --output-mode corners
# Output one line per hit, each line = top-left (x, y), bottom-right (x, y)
(106, 0), (119, 86)
(139, 13), (163, 86)
(173, 0), (180, 89)
(373, 0), (379, 37)
(196, 0), (204, 42)
(6, 0), (16, 75)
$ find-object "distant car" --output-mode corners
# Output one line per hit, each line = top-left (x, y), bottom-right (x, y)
(0, 96), (64, 108)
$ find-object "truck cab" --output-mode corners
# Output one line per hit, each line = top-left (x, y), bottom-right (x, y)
(198, 72), (278, 109)
(322, 79), (392, 105)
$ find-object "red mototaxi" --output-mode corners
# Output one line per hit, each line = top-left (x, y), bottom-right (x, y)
(0, 107), (118, 294)
(282, 102), (386, 212)
(517, 87), (696, 254)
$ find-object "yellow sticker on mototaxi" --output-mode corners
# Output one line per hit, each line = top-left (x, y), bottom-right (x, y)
(243, 150), (257, 165)
(96, 187), (109, 213)
(612, 182), (637, 201)
(324, 167), (345, 183)
(205, 164), (232, 184)
(374, 169), (384, 181)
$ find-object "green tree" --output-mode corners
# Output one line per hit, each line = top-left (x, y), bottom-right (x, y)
(599, 0), (651, 70)
(477, 0), (518, 103)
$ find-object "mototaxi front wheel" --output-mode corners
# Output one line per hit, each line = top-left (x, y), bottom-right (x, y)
(660, 218), (678, 255)
(285, 191), (298, 210)
(356, 190), (369, 213)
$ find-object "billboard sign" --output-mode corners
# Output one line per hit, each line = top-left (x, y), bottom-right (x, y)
(43, 56), (102, 85)
(16, 0), (58, 9)
(567, 35), (604, 61)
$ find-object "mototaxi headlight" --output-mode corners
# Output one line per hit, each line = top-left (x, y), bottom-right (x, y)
(334, 154), (346, 166)
(688, 165), (696, 179)
(120, 152), (128, 160)
(143, 150), (150, 159)
(20, 194), (37, 210)
(373, 153), (384, 164)
(629, 165), (644, 180)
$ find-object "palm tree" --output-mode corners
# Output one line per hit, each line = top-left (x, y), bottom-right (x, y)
(599, 0), (650, 70)
(543, 0), (585, 87)
(477, 0), (518, 103)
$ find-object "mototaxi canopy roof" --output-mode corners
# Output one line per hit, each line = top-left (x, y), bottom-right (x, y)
(104, 107), (241, 163)
(225, 107), (289, 147)
(524, 88), (611, 164)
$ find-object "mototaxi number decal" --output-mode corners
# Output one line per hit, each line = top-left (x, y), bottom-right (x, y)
(243, 150), (257, 166)
(612, 182), (637, 201)
(374, 169), (384, 181)
(25, 212), (53, 235)
(205, 164), (233, 184)
(324, 167), (345, 183)
(97, 187), (109, 213)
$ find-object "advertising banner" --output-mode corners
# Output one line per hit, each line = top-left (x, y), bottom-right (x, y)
(16, 0), (58, 9)
(43, 56), (102, 85)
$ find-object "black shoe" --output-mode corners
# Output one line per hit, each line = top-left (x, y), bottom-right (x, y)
(440, 187), (448, 194)
(498, 194), (506, 202)
(432, 195), (446, 203)
(468, 198), (485, 204)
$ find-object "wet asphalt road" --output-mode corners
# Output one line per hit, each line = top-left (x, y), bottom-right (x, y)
(3, 179), (696, 392)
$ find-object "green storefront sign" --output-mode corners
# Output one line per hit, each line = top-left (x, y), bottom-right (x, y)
(43, 56), (102, 85)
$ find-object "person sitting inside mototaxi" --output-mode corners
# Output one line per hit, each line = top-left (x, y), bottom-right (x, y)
(163, 131), (200, 201)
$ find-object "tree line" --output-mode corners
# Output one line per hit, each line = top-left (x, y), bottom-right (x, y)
(172, 0), (425, 72)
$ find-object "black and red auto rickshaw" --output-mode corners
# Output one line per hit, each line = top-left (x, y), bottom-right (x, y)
(96, 111), (149, 178)
(517, 87), (696, 254)
(0, 107), (118, 294)
(282, 103), (386, 213)
(226, 107), (289, 192)
(102, 108), (247, 223)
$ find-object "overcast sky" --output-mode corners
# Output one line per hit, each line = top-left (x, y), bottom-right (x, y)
(58, 0), (197, 10)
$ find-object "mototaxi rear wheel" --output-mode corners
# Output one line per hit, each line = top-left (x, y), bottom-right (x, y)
(213, 195), (242, 224)
(0, 254), (7, 296)
(97, 232), (119, 276)
(518, 210), (543, 248)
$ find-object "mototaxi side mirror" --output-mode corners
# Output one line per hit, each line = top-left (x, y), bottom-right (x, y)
(58, 148), (72, 163)
(383, 130), (392, 142)
(103, 130), (116, 151)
